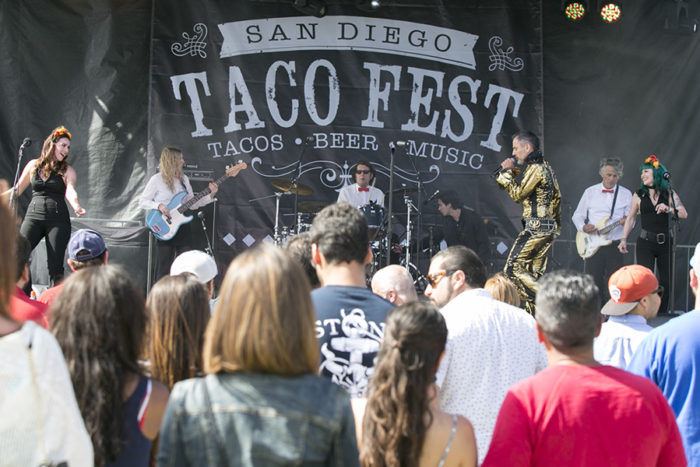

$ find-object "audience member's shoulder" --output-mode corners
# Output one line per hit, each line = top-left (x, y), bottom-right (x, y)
(604, 365), (674, 402)
(645, 310), (700, 342)
(496, 299), (536, 324)
(37, 284), (63, 305)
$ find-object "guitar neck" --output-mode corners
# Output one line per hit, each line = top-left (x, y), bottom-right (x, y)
(178, 173), (229, 212)
(599, 219), (624, 235)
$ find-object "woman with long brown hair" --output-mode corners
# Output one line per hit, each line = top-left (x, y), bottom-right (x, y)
(359, 302), (477, 467)
(147, 273), (210, 389)
(0, 186), (92, 465)
(2, 126), (86, 286)
(50, 265), (169, 466)
(156, 243), (358, 466)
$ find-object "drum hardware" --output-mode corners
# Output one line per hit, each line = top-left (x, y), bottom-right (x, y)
(248, 190), (294, 246)
(402, 193), (420, 269)
(298, 200), (327, 213)
(269, 177), (313, 196)
(390, 186), (418, 195)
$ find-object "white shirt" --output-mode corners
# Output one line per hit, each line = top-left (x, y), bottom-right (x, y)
(337, 183), (384, 207)
(572, 183), (633, 241)
(594, 314), (652, 369)
(139, 172), (214, 212)
(435, 288), (547, 464)
(0, 322), (93, 466)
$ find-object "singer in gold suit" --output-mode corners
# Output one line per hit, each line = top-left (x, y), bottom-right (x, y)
(496, 131), (561, 315)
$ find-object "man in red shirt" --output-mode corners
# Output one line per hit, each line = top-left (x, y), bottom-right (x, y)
(10, 234), (48, 327)
(483, 270), (686, 467)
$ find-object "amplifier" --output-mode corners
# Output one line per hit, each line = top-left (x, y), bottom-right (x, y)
(183, 169), (214, 182)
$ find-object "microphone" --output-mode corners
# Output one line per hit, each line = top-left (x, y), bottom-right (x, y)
(493, 157), (516, 175)
(424, 189), (440, 204)
(389, 141), (407, 150)
(304, 136), (315, 143)
(663, 172), (671, 181)
(20, 138), (31, 149)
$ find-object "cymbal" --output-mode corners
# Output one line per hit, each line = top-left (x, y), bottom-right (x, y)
(390, 186), (418, 195)
(298, 201), (328, 213)
(269, 177), (312, 196)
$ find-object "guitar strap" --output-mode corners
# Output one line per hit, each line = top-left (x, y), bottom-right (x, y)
(610, 185), (619, 218)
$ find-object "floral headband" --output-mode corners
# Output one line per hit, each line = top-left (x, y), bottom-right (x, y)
(51, 126), (71, 142)
(644, 155), (660, 169)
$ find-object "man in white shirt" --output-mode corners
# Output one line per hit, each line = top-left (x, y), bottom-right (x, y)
(594, 264), (661, 368)
(572, 157), (633, 302)
(337, 160), (384, 207)
(424, 245), (547, 464)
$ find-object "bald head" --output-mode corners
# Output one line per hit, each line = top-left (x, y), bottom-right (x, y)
(371, 265), (418, 305)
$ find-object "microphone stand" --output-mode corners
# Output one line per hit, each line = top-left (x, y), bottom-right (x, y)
(9, 141), (29, 218)
(667, 178), (679, 314)
(292, 139), (312, 234)
(385, 143), (397, 267)
(404, 150), (430, 271)
(198, 211), (214, 257)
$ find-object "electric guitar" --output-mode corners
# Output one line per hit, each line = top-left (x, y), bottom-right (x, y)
(575, 216), (625, 259)
(146, 162), (246, 241)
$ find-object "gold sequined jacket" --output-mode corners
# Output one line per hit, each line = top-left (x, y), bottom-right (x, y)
(496, 159), (561, 234)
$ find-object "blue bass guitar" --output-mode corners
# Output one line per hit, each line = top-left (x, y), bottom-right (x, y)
(146, 162), (246, 240)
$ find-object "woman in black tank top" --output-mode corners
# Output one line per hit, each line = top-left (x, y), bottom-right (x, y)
(619, 156), (687, 314)
(2, 126), (86, 286)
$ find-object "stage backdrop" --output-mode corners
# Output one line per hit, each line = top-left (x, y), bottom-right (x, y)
(149, 0), (544, 270)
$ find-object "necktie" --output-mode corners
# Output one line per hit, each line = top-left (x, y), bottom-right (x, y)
(358, 187), (369, 192)
(602, 189), (614, 194)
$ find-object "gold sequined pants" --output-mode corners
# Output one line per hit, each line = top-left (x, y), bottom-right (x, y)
(503, 229), (555, 315)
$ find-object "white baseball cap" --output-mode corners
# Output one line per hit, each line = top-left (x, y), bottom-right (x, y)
(691, 242), (700, 272)
(170, 250), (217, 283)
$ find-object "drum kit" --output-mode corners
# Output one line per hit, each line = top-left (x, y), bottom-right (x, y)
(257, 177), (429, 289)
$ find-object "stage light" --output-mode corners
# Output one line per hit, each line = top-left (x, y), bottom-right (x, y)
(292, 0), (327, 18)
(563, 1), (588, 21)
(600, 2), (622, 23)
(356, 0), (381, 12)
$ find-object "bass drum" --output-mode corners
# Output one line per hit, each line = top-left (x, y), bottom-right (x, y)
(359, 204), (385, 241)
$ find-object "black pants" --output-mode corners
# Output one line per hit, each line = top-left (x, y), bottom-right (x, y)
(584, 242), (627, 303)
(636, 236), (671, 313)
(153, 220), (195, 283)
(20, 216), (71, 286)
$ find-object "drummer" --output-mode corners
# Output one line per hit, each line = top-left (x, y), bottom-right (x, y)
(337, 160), (384, 207)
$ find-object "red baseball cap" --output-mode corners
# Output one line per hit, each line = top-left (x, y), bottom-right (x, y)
(601, 265), (659, 316)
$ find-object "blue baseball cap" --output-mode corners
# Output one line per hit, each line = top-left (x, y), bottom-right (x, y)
(68, 229), (106, 261)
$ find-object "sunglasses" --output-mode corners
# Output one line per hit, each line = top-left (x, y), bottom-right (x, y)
(426, 270), (458, 288)
(653, 286), (664, 298)
(356, 169), (371, 174)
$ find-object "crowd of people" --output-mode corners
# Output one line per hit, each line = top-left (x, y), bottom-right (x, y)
(0, 126), (698, 467)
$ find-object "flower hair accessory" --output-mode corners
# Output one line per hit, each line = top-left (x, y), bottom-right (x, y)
(645, 155), (659, 169)
(51, 126), (71, 142)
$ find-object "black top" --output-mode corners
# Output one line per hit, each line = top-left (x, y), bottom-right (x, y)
(31, 171), (66, 199)
(638, 189), (669, 234)
(25, 171), (69, 221)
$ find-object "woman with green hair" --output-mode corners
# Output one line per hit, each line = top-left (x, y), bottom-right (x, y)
(619, 155), (687, 314)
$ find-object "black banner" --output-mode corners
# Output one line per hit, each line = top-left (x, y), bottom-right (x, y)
(150, 1), (543, 267)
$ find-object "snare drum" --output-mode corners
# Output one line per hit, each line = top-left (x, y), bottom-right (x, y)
(360, 204), (385, 240)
